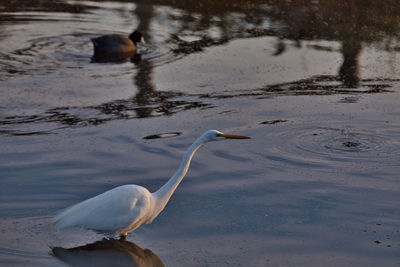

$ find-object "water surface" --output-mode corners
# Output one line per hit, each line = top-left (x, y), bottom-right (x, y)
(0, 0), (399, 266)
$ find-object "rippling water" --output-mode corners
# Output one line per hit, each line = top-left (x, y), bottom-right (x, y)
(0, 0), (400, 266)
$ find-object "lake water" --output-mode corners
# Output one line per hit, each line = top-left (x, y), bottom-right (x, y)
(0, 1), (399, 266)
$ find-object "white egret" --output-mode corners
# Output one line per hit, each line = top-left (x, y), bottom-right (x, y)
(53, 130), (250, 238)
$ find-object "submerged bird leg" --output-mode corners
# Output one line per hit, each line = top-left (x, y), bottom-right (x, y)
(119, 234), (127, 241)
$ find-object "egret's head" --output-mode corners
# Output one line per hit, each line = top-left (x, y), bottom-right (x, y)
(201, 130), (250, 142)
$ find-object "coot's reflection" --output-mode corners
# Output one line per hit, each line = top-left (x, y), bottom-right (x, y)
(52, 238), (164, 267)
(91, 53), (142, 64)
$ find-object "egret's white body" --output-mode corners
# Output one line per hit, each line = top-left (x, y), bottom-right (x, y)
(53, 130), (249, 237)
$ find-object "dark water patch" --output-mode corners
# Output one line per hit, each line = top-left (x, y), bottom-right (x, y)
(342, 141), (361, 148)
(0, 129), (51, 136)
(337, 96), (360, 103)
(246, 28), (277, 38)
(170, 34), (229, 55)
(260, 120), (288, 125)
(0, 0), (90, 13)
(143, 132), (182, 140)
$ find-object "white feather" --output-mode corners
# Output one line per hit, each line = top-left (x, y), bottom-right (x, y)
(53, 130), (250, 236)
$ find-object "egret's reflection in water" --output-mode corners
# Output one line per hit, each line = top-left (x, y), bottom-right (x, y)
(52, 238), (164, 267)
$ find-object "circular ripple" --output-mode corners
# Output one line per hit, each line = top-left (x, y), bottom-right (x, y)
(309, 127), (386, 155)
(140, 42), (184, 67)
(265, 125), (399, 166)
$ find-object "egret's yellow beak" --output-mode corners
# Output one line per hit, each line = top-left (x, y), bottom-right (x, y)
(217, 133), (251, 139)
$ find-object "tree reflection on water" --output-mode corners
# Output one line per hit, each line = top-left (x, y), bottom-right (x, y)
(0, 0), (399, 135)
(265, 0), (400, 87)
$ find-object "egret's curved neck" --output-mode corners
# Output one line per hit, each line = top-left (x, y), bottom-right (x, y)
(152, 137), (205, 215)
